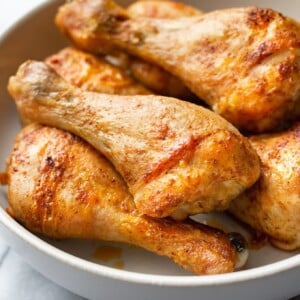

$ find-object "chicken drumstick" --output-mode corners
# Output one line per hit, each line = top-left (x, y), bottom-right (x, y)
(45, 46), (150, 95)
(8, 60), (260, 219)
(229, 123), (300, 250)
(56, 0), (300, 132)
(126, 0), (202, 99)
(5, 124), (247, 274)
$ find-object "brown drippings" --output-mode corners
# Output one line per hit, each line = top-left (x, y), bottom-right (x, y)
(0, 173), (8, 185)
(92, 245), (123, 262)
(113, 260), (124, 269)
(248, 229), (268, 250)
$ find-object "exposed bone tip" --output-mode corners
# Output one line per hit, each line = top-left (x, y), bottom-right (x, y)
(227, 232), (249, 270)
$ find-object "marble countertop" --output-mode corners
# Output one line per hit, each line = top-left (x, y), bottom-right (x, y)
(0, 2), (300, 300)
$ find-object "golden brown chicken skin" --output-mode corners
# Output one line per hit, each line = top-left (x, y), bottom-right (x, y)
(229, 123), (300, 250)
(129, 55), (196, 100)
(56, 0), (300, 132)
(46, 45), (194, 101)
(5, 123), (244, 275)
(107, 0), (202, 100)
(8, 60), (260, 219)
(45, 46), (150, 95)
(127, 0), (202, 18)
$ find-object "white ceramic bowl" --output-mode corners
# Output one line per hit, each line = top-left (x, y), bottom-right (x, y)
(0, 1), (300, 299)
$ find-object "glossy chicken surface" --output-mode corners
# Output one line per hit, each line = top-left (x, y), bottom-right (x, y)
(109, 0), (201, 100)
(229, 123), (300, 250)
(56, 0), (300, 132)
(6, 123), (241, 275)
(129, 56), (196, 100)
(127, 0), (202, 18)
(45, 46), (150, 95)
(46, 43), (194, 101)
(8, 60), (260, 219)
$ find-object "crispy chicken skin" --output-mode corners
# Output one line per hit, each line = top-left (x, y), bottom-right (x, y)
(127, 0), (201, 99)
(45, 46), (194, 101)
(45, 46), (150, 95)
(56, 0), (300, 132)
(229, 123), (300, 250)
(6, 123), (240, 275)
(127, 0), (202, 18)
(8, 60), (260, 219)
(129, 55), (196, 100)
(108, 0), (201, 100)
(103, 50), (197, 101)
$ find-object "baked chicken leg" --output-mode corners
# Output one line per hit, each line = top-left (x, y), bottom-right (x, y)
(127, 0), (203, 18)
(45, 46), (196, 101)
(229, 123), (300, 250)
(45, 46), (150, 95)
(8, 60), (260, 219)
(128, 57), (196, 100)
(5, 123), (247, 274)
(105, 0), (201, 100)
(56, 0), (300, 132)
(126, 0), (202, 100)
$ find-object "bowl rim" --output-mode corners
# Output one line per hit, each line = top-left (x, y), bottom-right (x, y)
(0, 0), (300, 288)
(1, 205), (300, 287)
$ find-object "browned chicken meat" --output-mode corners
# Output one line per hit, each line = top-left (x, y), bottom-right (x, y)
(229, 123), (300, 250)
(45, 46), (150, 95)
(106, 0), (201, 100)
(8, 60), (260, 219)
(129, 54), (196, 100)
(46, 46), (195, 101)
(126, 0), (200, 99)
(5, 123), (248, 274)
(127, 0), (203, 18)
(56, 0), (300, 132)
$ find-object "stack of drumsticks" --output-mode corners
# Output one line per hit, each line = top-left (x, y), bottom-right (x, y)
(1, 0), (299, 275)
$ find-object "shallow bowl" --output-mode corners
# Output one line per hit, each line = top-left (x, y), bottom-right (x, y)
(0, 1), (300, 299)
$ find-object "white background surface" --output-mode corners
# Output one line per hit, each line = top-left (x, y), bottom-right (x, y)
(0, 1), (85, 299)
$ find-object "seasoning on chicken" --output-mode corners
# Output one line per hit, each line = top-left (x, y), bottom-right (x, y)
(127, 0), (203, 18)
(8, 60), (260, 219)
(45, 46), (150, 95)
(56, 0), (300, 132)
(110, 0), (203, 100)
(5, 124), (248, 274)
(229, 123), (300, 251)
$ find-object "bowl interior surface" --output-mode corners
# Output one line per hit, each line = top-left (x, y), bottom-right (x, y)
(0, 0), (300, 285)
